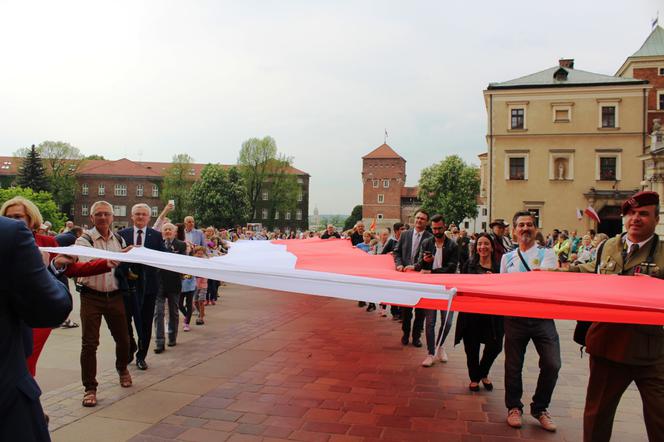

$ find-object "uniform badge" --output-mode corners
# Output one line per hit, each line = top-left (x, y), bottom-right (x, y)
(532, 258), (540, 266)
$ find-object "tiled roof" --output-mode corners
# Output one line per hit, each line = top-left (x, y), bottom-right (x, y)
(362, 144), (405, 160)
(631, 26), (664, 57)
(401, 186), (419, 198)
(488, 66), (646, 90)
(0, 156), (309, 178)
(79, 158), (163, 177)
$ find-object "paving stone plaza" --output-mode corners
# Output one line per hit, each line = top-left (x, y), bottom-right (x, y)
(38, 284), (647, 442)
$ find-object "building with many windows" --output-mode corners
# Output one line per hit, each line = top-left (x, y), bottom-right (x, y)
(0, 156), (310, 231)
(484, 58), (648, 237)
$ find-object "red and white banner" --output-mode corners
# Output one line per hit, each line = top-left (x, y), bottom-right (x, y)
(584, 206), (601, 223)
(42, 238), (664, 325)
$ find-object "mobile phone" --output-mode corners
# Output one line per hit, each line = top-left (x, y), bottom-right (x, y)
(168, 199), (175, 206)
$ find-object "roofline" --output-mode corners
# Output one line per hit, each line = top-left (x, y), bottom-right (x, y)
(486, 80), (648, 90)
(616, 55), (664, 76)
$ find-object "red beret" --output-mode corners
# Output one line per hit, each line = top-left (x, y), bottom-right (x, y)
(621, 191), (660, 215)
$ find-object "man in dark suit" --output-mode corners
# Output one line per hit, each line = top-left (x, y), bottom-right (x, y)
(154, 223), (187, 353)
(393, 210), (432, 346)
(0, 217), (72, 441)
(119, 203), (165, 370)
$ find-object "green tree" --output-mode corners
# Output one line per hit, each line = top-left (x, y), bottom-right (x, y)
(16, 145), (49, 192)
(162, 153), (195, 222)
(343, 205), (363, 231)
(15, 141), (85, 212)
(0, 187), (67, 231)
(39, 141), (84, 213)
(84, 154), (106, 160)
(190, 165), (251, 227)
(417, 155), (480, 226)
(237, 136), (299, 220)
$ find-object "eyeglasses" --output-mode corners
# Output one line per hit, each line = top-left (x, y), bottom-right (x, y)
(4, 214), (25, 220)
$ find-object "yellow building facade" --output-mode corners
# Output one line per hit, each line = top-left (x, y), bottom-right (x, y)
(484, 59), (649, 236)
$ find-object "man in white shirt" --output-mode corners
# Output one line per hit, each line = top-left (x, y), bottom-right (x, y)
(501, 211), (559, 432)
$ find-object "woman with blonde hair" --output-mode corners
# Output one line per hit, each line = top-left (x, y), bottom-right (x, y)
(0, 196), (115, 377)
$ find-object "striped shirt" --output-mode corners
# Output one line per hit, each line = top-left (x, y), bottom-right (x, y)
(76, 227), (122, 292)
(500, 244), (557, 274)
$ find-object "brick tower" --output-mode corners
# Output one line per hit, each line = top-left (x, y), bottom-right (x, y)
(361, 143), (406, 229)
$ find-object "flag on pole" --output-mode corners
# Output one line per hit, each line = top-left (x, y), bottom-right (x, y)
(369, 217), (377, 231)
(584, 206), (601, 223)
(575, 208), (583, 220)
(652, 15), (659, 30)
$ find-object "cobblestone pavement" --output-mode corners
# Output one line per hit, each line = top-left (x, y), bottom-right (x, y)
(41, 284), (648, 441)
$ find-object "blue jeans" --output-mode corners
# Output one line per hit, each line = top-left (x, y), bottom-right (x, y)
(424, 309), (455, 356)
(504, 317), (561, 415)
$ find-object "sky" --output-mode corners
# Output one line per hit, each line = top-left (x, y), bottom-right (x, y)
(0, 0), (660, 214)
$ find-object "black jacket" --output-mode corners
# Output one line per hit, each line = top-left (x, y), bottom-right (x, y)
(393, 229), (433, 267)
(119, 226), (165, 294)
(381, 237), (398, 255)
(414, 235), (459, 274)
(160, 238), (187, 292)
(0, 219), (71, 439)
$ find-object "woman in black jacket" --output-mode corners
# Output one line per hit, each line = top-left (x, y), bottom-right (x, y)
(455, 233), (504, 392)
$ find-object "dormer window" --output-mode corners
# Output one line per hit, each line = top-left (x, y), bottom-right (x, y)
(553, 68), (568, 81)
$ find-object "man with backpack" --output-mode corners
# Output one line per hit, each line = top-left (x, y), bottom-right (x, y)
(500, 211), (559, 432)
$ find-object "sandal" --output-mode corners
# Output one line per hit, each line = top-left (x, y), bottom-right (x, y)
(119, 370), (132, 388)
(82, 390), (97, 407)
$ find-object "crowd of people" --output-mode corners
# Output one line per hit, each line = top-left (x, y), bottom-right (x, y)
(0, 190), (662, 442)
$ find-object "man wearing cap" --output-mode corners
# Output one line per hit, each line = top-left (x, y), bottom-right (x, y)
(488, 219), (513, 263)
(569, 191), (664, 441)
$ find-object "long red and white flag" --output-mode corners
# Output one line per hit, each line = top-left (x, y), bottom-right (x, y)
(42, 238), (664, 325)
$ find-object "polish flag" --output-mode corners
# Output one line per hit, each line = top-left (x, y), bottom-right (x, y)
(41, 239), (664, 325)
(584, 206), (601, 223)
(369, 217), (377, 232)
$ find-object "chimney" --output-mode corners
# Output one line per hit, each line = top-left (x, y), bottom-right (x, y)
(559, 58), (574, 69)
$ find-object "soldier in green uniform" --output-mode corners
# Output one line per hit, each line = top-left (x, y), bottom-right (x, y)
(569, 191), (664, 441)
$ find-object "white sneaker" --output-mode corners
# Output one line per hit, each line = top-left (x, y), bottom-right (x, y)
(436, 347), (448, 363)
(421, 355), (435, 367)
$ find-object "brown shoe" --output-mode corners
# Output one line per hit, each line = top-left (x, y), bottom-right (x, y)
(506, 408), (522, 428)
(533, 410), (557, 432)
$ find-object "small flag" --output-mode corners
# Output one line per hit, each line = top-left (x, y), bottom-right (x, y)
(576, 208), (583, 220)
(370, 217), (377, 231)
(652, 16), (659, 29)
(584, 206), (601, 223)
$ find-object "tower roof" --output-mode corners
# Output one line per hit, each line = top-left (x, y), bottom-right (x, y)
(362, 143), (404, 160)
(631, 25), (664, 57)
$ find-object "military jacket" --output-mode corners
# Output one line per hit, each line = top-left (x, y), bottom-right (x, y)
(570, 234), (664, 365)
